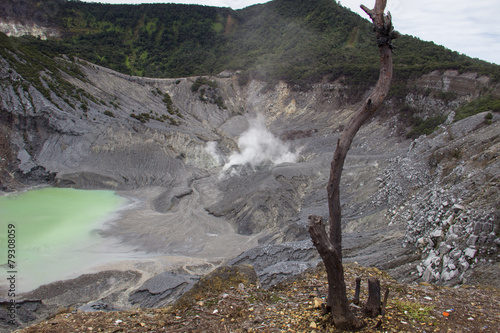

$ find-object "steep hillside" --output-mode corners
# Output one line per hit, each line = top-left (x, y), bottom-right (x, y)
(15, 264), (500, 333)
(2, 0), (499, 88)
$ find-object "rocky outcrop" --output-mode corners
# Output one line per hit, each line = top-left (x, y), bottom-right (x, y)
(3, 270), (142, 331)
(129, 273), (199, 308)
(0, 298), (45, 331)
(403, 70), (500, 123)
(377, 112), (499, 286)
(20, 270), (142, 307)
(175, 265), (258, 308)
(0, 20), (60, 39)
(228, 241), (320, 289)
(415, 70), (491, 98)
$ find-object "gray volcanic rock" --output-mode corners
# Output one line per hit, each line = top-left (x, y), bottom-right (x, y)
(228, 226), (420, 289)
(228, 241), (320, 288)
(0, 298), (45, 330)
(20, 270), (142, 309)
(2, 270), (142, 332)
(208, 163), (316, 237)
(379, 113), (500, 287)
(129, 272), (199, 308)
(78, 301), (120, 312)
(228, 241), (318, 273)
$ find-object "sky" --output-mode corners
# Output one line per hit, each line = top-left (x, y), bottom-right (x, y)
(80, 0), (500, 65)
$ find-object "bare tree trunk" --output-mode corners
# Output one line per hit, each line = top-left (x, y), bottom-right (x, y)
(309, 215), (362, 329)
(353, 277), (361, 305)
(308, 0), (396, 330)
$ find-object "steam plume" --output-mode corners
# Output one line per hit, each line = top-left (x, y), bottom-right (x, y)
(222, 115), (299, 173)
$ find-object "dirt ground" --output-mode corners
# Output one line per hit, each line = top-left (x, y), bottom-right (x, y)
(17, 263), (500, 332)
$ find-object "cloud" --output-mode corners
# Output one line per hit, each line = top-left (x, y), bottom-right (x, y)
(340, 0), (500, 64)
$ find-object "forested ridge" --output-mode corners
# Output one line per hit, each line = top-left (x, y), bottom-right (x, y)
(2, 0), (499, 89)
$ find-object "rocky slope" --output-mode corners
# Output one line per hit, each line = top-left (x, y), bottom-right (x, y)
(0, 50), (499, 330)
(15, 264), (500, 333)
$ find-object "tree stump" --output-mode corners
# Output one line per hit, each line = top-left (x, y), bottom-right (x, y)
(364, 278), (381, 318)
(381, 288), (390, 316)
(353, 277), (361, 305)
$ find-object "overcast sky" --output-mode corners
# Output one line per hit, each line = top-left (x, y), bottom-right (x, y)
(80, 0), (500, 65)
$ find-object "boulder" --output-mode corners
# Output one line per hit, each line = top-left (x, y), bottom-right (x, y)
(129, 272), (199, 308)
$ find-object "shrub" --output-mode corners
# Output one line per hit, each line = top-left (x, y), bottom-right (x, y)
(191, 77), (218, 93)
(406, 115), (446, 139)
(191, 77), (226, 109)
(103, 110), (115, 117)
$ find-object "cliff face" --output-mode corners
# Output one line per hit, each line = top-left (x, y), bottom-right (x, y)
(0, 0), (62, 39)
(0, 52), (498, 287)
(415, 70), (492, 97)
(0, 20), (60, 39)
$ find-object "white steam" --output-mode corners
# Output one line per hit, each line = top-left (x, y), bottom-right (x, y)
(221, 116), (299, 173)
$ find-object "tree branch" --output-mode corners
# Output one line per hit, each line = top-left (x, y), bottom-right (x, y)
(308, 215), (341, 265)
(326, 0), (396, 257)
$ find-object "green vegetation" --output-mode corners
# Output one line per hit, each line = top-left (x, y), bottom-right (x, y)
(436, 91), (458, 104)
(2, 0), (497, 93)
(53, 2), (232, 77)
(485, 112), (493, 125)
(247, 289), (284, 304)
(406, 115), (447, 139)
(0, 32), (87, 107)
(130, 112), (152, 123)
(162, 91), (183, 118)
(393, 299), (435, 323)
(103, 110), (115, 117)
(1, 0), (499, 135)
(454, 95), (500, 121)
(130, 111), (179, 126)
(191, 77), (226, 109)
(162, 92), (175, 114)
(191, 77), (218, 93)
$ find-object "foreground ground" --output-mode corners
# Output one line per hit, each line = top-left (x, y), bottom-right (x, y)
(17, 263), (499, 332)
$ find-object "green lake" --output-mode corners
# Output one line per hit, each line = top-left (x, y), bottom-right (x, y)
(0, 187), (129, 292)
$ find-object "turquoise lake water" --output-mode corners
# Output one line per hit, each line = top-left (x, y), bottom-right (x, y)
(0, 187), (129, 292)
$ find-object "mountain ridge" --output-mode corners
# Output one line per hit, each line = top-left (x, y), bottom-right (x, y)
(1, 0), (499, 86)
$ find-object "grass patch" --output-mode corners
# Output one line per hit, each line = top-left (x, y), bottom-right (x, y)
(393, 299), (435, 322)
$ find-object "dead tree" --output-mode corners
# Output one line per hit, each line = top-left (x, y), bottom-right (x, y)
(308, 0), (396, 330)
